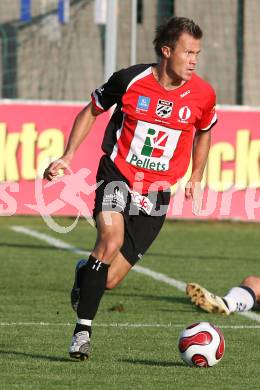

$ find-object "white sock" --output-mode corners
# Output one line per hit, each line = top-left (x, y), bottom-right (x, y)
(77, 318), (92, 326)
(223, 287), (255, 313)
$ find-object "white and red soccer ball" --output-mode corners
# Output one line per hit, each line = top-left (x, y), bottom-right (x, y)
(178, 322), (225, 367)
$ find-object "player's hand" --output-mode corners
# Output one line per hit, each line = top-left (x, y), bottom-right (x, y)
(185, 179), (203, 215)
(43, 153), (73, 181)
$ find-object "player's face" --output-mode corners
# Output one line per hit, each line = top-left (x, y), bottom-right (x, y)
(163, 33), (201, 82)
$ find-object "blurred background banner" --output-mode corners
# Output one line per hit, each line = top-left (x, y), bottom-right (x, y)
(0, 101), (259, 220)
(0, 0), (259, 220)
(0, 0), (259, 104)
(0, 100), (110, 217)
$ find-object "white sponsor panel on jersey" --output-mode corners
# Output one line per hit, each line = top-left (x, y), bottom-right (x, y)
(126, 120), (181, 171)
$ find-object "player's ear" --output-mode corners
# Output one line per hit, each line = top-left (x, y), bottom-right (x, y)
(161, 46), (171, 59)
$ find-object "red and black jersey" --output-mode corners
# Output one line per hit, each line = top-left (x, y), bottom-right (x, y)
(91, 64), (217, 194)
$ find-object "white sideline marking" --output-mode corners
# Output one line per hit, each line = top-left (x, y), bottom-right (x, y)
(11, 225), (89, 256)
(11, 225), (260, 324)
(133, 265), (186, 291)
(1, 322), (260, 329)
(11, 226), (186, 292)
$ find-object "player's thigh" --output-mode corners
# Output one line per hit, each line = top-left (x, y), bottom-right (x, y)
(106, 252), (132, 289)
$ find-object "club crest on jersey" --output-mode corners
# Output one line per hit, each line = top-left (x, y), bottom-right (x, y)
(156, 99), (173, 118)
(136, 95), (151, 111)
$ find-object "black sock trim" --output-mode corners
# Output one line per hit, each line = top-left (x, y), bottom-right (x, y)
(87, 255), (110, 273)
(77, 255), (109, 288)
(239, 285), (256, 304)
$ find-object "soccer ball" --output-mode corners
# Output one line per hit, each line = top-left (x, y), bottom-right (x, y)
(178, 322), (225, 367)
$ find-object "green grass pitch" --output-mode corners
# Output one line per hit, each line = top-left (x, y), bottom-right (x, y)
(0, 216), (260, 389)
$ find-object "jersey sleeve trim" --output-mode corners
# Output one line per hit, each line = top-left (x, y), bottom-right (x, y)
(126, 67), (152, 91)
(91, 93), (105, 112)
(199, 112), (217, 131)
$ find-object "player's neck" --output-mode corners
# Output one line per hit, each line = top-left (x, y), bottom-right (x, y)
(153, 64), (186, 91)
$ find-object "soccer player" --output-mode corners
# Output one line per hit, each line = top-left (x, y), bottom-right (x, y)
(44, 16), (217, 360)
(186, 275), (260, 315)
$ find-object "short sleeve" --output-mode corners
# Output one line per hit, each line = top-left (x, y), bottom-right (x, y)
(195, 89), (217, 131)
(91, 70), (126, 113)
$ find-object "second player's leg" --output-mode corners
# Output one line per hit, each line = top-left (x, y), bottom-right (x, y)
(240, 275), (260, 303)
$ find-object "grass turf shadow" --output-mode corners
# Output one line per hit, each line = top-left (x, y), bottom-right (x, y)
(0, 350), (72, 363)
(120, 358), (186, 367)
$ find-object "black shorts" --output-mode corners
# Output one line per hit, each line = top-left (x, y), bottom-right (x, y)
(93, 155), (171, 266)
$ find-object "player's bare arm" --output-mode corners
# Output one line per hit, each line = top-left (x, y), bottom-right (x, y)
(185, 129), (211, 200)
(44, 102), (100, 180)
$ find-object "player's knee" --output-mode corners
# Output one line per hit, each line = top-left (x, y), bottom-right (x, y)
(106, 275), (120, 290)
(106, 279), (118, 290)
(100, 235), (123, 259)
(241, 275), (259, 291)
